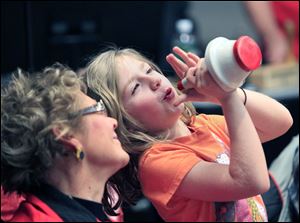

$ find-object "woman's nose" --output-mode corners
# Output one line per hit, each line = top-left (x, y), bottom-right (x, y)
(112, 118), (118, 129)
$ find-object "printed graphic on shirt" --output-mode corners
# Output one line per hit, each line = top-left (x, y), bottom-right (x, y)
(216, 152), (230, 165)
(215, 198), (268, 222)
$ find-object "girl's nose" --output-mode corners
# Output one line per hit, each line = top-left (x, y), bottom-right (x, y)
(150, 77), (161, 90)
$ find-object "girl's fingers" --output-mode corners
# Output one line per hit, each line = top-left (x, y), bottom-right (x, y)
(177, 67), (197, 90)
(166, 54), (187, 79)
(173, 46), (197, 67)
(167, 53), (189, 71)
(167, 47), (201, 80)
(168, 61), (183, 77)
(166, 54), (185, 77)
(187, 52), (201, 64)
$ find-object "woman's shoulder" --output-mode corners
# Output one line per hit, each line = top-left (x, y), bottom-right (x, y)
(1, 190), (62, 222)
(1, 189), (26, 222)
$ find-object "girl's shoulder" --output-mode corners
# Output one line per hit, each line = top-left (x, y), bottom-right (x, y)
(191, 114), (225, 128)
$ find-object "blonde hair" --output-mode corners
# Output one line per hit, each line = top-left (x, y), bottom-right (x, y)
(85, 47), (196, 155)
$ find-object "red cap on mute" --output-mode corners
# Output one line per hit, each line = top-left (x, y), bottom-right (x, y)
(233, 36), (262, 71)
(177, 80), (185, 91)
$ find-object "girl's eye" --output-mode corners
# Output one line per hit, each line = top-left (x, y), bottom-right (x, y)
(131, 83), (140, 95)
(146, 67), (153, 74)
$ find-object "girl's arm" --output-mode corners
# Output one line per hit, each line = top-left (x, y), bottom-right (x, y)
(236, 88), (293, 142)
(174, 64), (270, 202)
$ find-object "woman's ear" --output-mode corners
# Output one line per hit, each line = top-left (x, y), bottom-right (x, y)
(52, 125), (82, 152)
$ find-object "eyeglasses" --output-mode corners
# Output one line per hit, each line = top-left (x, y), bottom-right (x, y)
(71, 99), (107, 117)
(80, 100), (106, 116)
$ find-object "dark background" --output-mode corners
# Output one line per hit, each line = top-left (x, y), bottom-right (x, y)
(1, 1), (298, 222)
(1, 1), (187, 75)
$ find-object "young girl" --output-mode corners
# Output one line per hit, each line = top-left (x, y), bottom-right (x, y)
(84, 46), (293, 221)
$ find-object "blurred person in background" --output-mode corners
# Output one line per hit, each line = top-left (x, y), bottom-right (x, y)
(245, 1), (299, 64)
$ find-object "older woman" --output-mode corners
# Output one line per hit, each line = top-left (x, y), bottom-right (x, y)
(1, 63), (131, 221)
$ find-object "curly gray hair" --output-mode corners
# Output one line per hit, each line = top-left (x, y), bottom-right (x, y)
(1, 63), (85, 194)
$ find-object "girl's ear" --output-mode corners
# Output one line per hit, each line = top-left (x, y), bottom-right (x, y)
(52, 125), (82, 152)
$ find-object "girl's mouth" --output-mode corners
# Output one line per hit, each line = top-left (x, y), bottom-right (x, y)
(163, 88), (174, 100)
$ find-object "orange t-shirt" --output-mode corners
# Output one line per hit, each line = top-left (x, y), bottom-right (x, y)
(139, 114), (268, 222)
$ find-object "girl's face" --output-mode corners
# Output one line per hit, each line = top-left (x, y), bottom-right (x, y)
(117, 55), (184, 133)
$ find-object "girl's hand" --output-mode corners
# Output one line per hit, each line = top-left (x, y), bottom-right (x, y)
(166, 46), (229, 106)
(166, 46), (199, 79)
(166, 47), (213, 104)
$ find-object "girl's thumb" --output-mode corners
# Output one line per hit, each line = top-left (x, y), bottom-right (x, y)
(173, 94), (188, 107)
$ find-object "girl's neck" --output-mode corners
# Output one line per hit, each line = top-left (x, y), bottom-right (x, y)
(167, 119), (192, 140)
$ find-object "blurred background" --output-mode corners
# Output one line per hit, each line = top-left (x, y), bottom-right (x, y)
(1, 1), (298, 221)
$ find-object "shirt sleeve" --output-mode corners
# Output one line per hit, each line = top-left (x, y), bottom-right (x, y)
(199, 114), (228, 135)
(139, 144), (200, 207)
